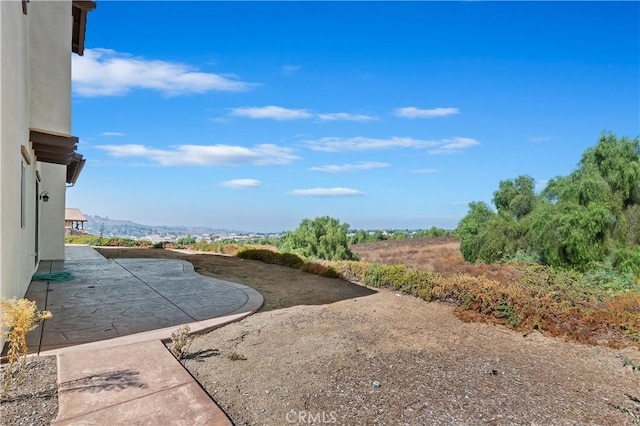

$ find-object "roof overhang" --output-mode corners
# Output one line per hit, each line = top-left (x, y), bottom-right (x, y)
(72, 1), (96, 56)
(30, 130), (78, 165)
(66, 153), (86, 185)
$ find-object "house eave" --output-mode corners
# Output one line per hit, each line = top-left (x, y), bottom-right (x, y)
(66, 153), (86, 185)
(72, 1), (96, 56)
(30, 130), (78, 166)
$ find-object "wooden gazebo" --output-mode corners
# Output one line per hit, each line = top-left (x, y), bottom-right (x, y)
(65, 208), (87, 234)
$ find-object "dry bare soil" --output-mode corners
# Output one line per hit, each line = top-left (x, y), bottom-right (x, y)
(96, 241), (640, 426)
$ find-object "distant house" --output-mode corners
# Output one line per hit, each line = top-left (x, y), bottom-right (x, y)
(65, 208), (88, 234)
(0, 1), (96, 345)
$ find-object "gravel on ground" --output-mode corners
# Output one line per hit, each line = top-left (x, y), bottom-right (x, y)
(5, 246), (639, 426)
(0, 356), (58, 426)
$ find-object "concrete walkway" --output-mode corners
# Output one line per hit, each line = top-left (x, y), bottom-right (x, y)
(25, 245), (264, 425)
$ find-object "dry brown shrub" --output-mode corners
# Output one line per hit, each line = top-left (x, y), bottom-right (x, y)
(1, 299), (52, 397)
(220, 244), (242, 255)
(301, 262), (340, 278)
(601, 292), (640, 314)
(169, 324), (193, 360)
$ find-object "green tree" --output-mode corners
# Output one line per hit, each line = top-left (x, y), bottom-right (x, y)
(493, 175), (536, 220)
(580, 132), (640, 210)
(390, 230), (409, 240)
(280, 216), (357, 261)
(458, 132), (639, 272)
(528, 201), (611, 269)
(349, 229), (370, 245)
(457, 202), (496, 262)
(372, 230), (387, 241)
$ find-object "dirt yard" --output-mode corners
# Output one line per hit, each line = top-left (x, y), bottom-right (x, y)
(97, 246), (640, 425)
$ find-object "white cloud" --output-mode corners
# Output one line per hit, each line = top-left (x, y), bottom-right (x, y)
(310, 162), (389, 173)
(221, 179), (262, 189)
(101, 132), (125, 137)
(305, 136), (433, 152)
(289, 187), (364, 197)
(96, 143), (299, 166)
(304, 136), (479, 154)
(393, 107), (459, 119)
(410, 168), (439, 174)
(316, 113), (378, 122)
(427, 137), (480, 154)
(72, 48), (253, 97)
(228, 106), (376, 122)
(282, 65), (301, 74)
(230, 105), (312, 121)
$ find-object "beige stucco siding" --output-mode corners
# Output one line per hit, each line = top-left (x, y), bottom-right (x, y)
(28, 0), (73, 261)
(29, 0), (72, 134)
(0, 0), (38, 304)
(39, 162), (67, 260)
(1, 0), (75, 351)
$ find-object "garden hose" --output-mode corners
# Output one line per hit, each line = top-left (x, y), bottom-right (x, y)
(31, 272), (76, 282)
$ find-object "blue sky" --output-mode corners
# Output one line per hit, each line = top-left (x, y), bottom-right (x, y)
(68, 1), (640, 233)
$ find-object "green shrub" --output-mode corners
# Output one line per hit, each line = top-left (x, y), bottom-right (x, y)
(279, 253), (305, 268)
(611, 247), (640, 277)
(360, 263), (436, 300)
(236, 248), (280, 263)
(65, 235), (151, 247)
(333, 261), (367, 283)
(504, 248), (542, 265)
(235, 248), (305, 268)
(65, 234), (100, 245)
(583, 261), (640, 294)
(496, 300), (522, 326)
(176, 235), (197, 245)
(100, 237), (152, 247)
(413, 227), (453, 238)
(363, 263), (385, 288)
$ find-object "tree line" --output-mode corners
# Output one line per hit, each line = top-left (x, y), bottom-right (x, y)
(275, 217), (454, 261)
(457, 132), (639, 276)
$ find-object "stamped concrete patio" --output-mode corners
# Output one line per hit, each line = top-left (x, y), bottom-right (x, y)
(26, 245), (262, 353)
(22, 245), (263, 425)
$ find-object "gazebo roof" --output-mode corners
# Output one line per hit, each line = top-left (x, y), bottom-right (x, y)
(65, 208), (87, 222)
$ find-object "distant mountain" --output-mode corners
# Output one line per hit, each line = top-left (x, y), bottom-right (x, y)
(83, 214), (252, 241)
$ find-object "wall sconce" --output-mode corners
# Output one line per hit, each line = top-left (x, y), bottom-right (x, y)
(39, 191), (50, 202)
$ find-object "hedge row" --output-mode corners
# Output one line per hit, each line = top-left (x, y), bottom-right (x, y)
(236, 249), (639, 348)
(65, 235), (152, 247)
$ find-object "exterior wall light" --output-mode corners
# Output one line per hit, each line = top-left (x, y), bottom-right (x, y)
(40, 191), (50, 202)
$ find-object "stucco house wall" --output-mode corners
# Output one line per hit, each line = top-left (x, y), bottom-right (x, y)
(1, 0), (91, 348)
(0, 0), (39, 306)
(39, 162), (68, 260)
(29, 1), (73, 262)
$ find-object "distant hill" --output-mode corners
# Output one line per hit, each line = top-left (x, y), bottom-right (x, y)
(83, 214), (249, 241)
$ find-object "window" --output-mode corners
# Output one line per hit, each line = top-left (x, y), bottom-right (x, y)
(21, 162), (27, 228)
